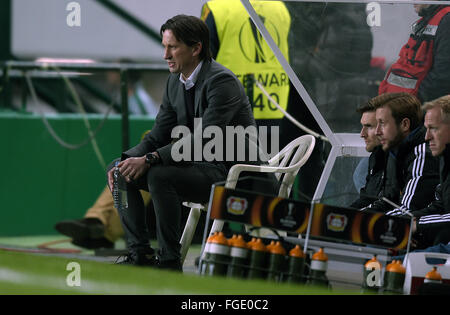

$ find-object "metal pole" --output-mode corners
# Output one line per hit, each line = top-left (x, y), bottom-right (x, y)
(303, 200), (315, 254)
(120, 68), (129, 152)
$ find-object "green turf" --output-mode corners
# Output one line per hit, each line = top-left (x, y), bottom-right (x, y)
(0, 250), (363, 295)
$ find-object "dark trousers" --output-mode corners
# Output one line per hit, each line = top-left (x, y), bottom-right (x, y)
(108, 159), (227, 262)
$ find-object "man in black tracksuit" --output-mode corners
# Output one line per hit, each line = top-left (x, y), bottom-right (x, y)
(350, 147), (386, 209)
(350, 103), (387, 209)
(360, 93), (440, 214)
(407, 96), (450, 248)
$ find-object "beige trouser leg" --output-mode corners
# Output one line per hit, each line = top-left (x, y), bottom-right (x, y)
(84, 186), (151, 243)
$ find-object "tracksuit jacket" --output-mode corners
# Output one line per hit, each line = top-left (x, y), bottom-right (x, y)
(364, 126), (440, 214)
(412, 144), (450, 245)
(350, 146), (386, 209)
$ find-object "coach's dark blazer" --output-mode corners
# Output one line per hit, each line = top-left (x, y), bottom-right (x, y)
(122, 59), (260, 169)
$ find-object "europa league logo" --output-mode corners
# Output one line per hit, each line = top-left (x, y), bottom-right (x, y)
(379, 218), (398, 245)
(238, 16), (280, 64)
(386, 218), (395, 233)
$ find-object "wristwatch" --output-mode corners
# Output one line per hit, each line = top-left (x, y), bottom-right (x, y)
(145, 152), (160, 165)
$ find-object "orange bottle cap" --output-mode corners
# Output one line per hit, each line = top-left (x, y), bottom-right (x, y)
(247, 237), (257, 247)
(266, 241), (276, 251)
(230, 235), (248, 249)
(228, 234), (237, 245)
(312, 247), (328, 261)
(289, 245), (306, 258)
(364, 255), (382, 269)
(250, 238), (267, 252)
(425, 266), (442, 280)
(206, 232), (218, 243)
(210, 232), (229, 246)
(385, 260), (406, 274)
(269, 241), (286, 255)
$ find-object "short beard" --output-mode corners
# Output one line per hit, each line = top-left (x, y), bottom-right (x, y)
(386, 128), (407, 151)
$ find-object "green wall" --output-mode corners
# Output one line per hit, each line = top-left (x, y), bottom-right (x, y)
(0, 112), (154, 236)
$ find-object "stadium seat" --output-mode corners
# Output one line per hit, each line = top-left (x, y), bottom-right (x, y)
(179, 135), (316, 265)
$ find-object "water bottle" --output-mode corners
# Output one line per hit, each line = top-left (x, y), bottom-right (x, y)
(247, 238), (268, 280)
(199, 232), (217, 275)
(309, 247), (329, 287)
(267, 241), (287, 282)
(113, 162), (128, 211)
(227, 234), (249, 278)
(383, 260), (406, 294)
(204, 232), (230, 277)
(362, 255), (382, 293)
(286, 245), (306, 284)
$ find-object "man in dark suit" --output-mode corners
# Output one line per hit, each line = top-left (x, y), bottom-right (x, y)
(106, 15), (262, 270)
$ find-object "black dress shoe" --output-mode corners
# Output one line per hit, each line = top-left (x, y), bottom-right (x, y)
(55, 218), (113, 249)
(72, 237), (114, 250)
(115, 248), (157, 267)
(55, 218), (105, 239)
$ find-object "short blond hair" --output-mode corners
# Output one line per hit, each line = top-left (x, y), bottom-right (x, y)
(422, 95), (450, 123)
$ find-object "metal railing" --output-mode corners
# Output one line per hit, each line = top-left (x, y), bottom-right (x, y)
(1, 60), (167, 151)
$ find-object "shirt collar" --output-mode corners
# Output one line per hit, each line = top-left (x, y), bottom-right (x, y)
(179, 60), (203, 90)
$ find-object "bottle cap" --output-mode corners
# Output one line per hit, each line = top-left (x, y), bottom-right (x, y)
(269, 241), (286, 255)
(289, 245), (306, 258)
(312, 247), (328, 261)
(364, 255), (382, 270)
(266, 241), (276, 252)
(230, 234), (248, 249)
(385, 260), (406, 274)
(250, 238), (267, 252)
(209, 232), (229, 246)
(206, 232), (217, 243)
(425, 266), (442, 281)
(247, 237), (257, 248)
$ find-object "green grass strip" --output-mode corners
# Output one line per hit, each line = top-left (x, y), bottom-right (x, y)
(0, 250), (362, 295)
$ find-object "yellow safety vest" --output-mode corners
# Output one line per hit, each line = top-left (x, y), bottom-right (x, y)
(202, 0), (291, 120)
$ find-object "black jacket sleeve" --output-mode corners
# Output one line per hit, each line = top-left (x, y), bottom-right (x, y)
(414, 148), (450, 233)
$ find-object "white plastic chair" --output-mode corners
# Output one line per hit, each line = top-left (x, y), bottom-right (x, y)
(179, 134), (316, 264)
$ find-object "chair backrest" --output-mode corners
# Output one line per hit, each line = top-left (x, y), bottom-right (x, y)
(224, 135), (315, 198)
(269, 135), (316, 198)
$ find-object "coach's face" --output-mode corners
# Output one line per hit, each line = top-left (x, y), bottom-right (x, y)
(376, 106), (410, 151)
(424, 107), (450, 156)
(360, 111), (380, 152)
(162, 29), (201, 79)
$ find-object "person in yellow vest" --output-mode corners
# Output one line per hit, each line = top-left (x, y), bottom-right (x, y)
(201, 0), (290, 155)
(202, 0), (331, 201)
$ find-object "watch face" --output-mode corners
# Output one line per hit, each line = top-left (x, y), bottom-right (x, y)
(145, 153), (154, 164)
(146, 153), (158, 165)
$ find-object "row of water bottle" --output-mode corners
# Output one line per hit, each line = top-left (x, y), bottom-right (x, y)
(198, 232), (329, 286)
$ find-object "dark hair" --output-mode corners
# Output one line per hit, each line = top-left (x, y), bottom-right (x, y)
(356, 101), (376, 114)
(368, 92), (423, 130)
(160, 14), (212, 61)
